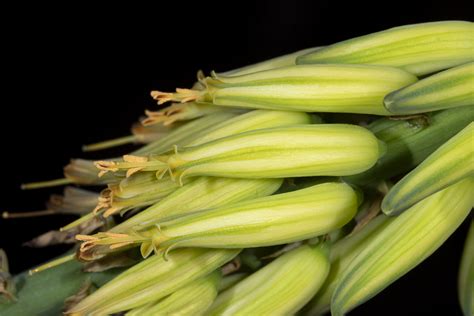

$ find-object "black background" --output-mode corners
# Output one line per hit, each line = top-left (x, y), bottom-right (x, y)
(1, 1), (472, 315)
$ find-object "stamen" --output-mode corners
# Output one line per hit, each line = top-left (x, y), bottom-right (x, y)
(142, 104), (188, 126)
(94, 155), (168, 178)
(76, 231), (152, 260)
(150, 88), (203, 105)
(76, 235), (99, 241)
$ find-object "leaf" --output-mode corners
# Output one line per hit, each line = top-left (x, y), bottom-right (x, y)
(0, 258), (124, 316)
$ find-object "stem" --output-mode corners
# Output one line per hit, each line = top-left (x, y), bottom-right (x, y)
(82, 135), (137, 152)
(21, 178), (73, 190)
(2, 209), (56, 219)
(60, 212), (96, 231)
(29, 253), (76, 275)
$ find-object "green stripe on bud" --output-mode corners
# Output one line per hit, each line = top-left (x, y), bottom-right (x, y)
(297, 21), (474, 76)
(382, 122), (474, 215)
(331, 178), (474, 315)
(207, 244), (330, 316)
(384, 62), (474, 114)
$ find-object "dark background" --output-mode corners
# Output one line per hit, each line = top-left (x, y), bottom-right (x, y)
(1, 1), (472, 315)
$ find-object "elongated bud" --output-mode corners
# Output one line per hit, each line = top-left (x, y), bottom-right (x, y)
(207, 244), (330, 315)
(100, 124), (383, 182)
(297, 21), (474, 76)
(385, 62), (474, 115)
(111, 177), (283, 233)
(97, 110), (312, 180)
(151, 64), (416, 115)
(77, 182), (357, 259)
(382, 122), (474, 215)
(331, 178), (474, 315)
(459, 219), (474, 316)
(66, 248), (239, 315)
(126, 271), (220, 316)
(344, 106), (474, 186)
(70, 111), (306, 189)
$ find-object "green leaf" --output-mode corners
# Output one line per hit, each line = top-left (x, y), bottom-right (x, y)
(0, 259), (123, 316)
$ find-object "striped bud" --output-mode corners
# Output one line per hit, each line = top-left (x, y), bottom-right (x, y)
(66, 248), (239, 316)
(331, 178), (474, 315)
(382, 122), (474, 215)
(76, 182), (357, 259)
(297, 21), (474, 76)
(151, 64), (417, 115)
(385, 62), (474, 114)
(111, 177), (282, 233)
(96, 124), (383, 181)
(207, 244), (330, 315)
